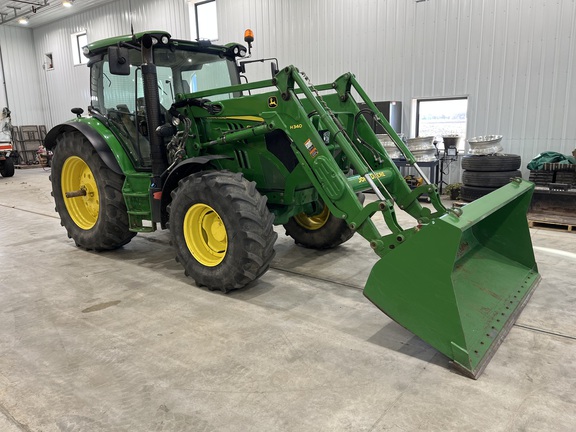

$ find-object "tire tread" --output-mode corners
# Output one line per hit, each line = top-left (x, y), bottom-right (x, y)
(169, 171), (277, 291)
(461, 154), (521, 172)
(50, 131), (135, 250)
(462, 170), (522, 187)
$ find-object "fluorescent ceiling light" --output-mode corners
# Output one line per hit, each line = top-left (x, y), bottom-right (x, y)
(62, 0), (73, 7)
(18, 16), (28, 24)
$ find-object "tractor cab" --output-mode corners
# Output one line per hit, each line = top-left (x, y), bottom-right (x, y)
(84, 31), (245, 170)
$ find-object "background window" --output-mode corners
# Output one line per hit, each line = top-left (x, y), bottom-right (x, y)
(416, 97), (468, 148)
(190, 0), (218, 41)
(44, 53), (54, 70)
(71, 31), (88, 66)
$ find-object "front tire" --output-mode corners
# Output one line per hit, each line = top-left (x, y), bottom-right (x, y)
(0, 157), (14, 177)
(50, 132), (135, 250)
(169, 171), (277, 292)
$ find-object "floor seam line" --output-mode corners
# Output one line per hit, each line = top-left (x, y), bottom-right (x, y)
(270, 265), (364, 291)
(0, 203), (60, 219)
(514, 323), (576, 341)
(0, 402), (33, 432)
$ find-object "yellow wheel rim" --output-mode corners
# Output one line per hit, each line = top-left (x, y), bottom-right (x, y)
(294, 205), (330, 230)
(61, 156), (99, 230)
(183, 203), (227, 267)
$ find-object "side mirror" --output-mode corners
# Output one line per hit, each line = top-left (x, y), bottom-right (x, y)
(108, 46), (130, 75)
(270, 62), (279, 78)
(71, 107), (84, 118)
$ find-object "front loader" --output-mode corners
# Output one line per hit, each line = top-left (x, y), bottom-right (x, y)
(45, 31), (540, 378)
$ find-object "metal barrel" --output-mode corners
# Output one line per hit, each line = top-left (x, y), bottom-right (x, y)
(363, 180), (541, 378)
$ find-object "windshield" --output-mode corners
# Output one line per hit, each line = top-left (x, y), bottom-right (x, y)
(92, 46), (238, 114)
(89, 44), (239, 169)
(154, 47), (237, 103)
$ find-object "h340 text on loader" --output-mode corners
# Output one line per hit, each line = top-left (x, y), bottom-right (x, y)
(44, 30), (541, 378)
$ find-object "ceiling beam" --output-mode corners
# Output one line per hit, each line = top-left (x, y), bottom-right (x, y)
(11, 1), (47, 6)
(0, 0), (49, 25)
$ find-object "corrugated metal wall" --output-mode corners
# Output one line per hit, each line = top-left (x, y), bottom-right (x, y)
(32, 0), (191, 128)
(0, 26), (44, 126)
(3, 0), (575, 180)
(217, 0), (576, 178)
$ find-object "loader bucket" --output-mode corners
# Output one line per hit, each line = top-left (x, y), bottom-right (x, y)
(364, 180), (541, 378)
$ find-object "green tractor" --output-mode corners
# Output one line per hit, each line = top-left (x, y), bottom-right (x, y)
(45, 31), (540, 378)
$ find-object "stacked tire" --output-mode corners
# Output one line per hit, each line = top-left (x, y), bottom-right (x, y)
(460, 154), (522, 202)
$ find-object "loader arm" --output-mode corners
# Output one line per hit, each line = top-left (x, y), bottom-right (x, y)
(271, 66), (540, 378)
(174, 64), (541, 379)
(272, 66), (447, 256)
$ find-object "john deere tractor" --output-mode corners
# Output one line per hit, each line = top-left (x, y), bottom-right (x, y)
(45, 31), (540, 378)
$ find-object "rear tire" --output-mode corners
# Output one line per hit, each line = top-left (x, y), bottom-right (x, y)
(283, 195), (363, 249)
(50, 132), (135, 250)
(0, 158), (14, 177)
(169, 171), (277, 292)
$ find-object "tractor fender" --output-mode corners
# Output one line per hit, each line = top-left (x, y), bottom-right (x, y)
(160, 155), (232, 227)
(44, 122), (123, 175)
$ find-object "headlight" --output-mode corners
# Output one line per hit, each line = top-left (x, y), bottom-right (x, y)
(161, 35), (170, 44)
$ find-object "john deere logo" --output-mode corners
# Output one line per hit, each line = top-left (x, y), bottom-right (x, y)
(268, 96), (278, 108)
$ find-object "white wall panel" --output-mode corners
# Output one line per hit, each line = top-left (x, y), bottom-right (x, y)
(0, 48), (6, 114)
(0, 26), (44, 126)
(3, 0), (574, 182)
(217, 0), (576, 179)
(33, 0), (191, 127)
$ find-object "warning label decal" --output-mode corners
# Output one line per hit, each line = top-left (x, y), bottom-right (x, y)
(304, 139), (318, 158)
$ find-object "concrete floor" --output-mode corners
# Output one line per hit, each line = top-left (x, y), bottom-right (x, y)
(0, 168), (575, 431)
